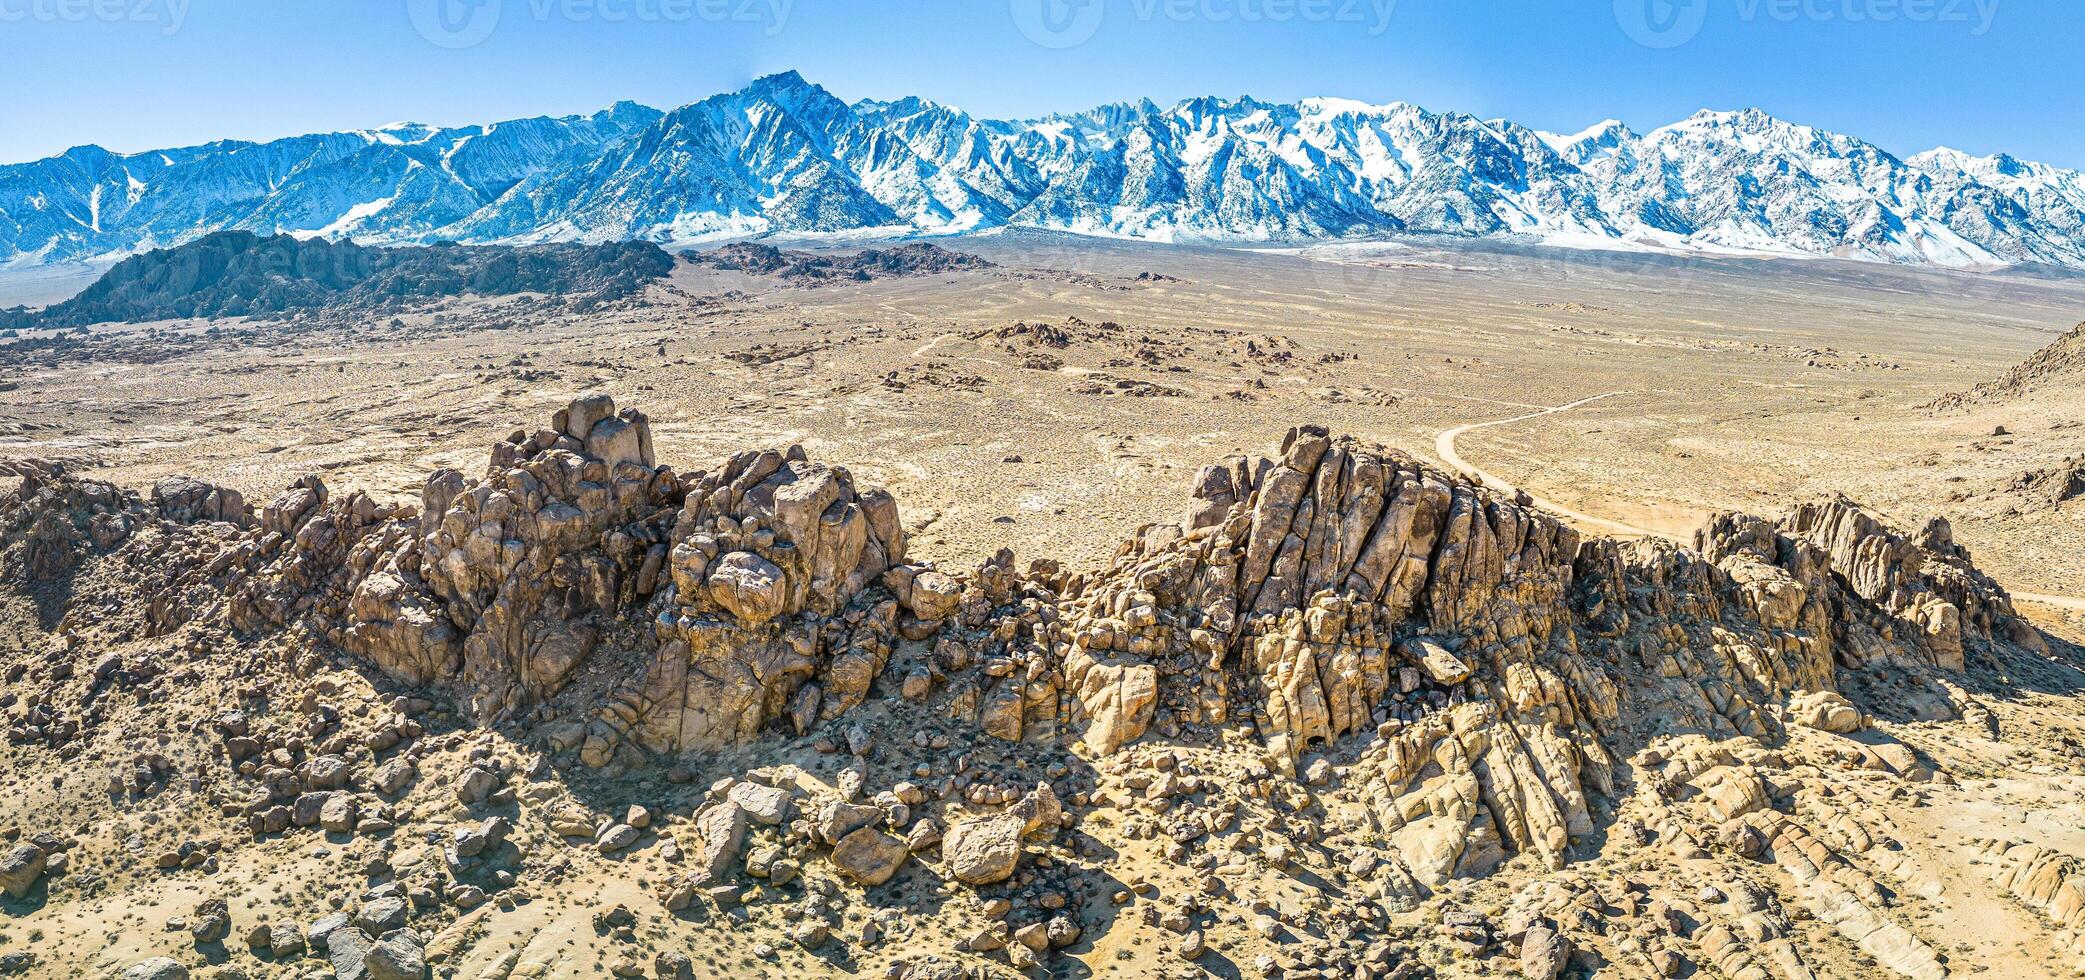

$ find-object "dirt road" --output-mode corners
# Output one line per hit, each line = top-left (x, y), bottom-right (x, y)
(1434, 395), (2085, 611)
(1432, 391), (1669, 539)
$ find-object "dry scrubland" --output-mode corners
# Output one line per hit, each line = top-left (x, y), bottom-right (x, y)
(0, 233), (2080, 980)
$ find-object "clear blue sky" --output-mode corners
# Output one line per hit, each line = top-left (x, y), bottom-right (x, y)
(3, 0), (2077, 167)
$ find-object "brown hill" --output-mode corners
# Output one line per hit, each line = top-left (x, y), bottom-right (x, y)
(1931, 320), (2085, 408)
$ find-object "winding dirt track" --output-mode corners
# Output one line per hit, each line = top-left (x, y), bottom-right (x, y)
(1432, 391), (1665, 539)
(1433, 394), (2085, 612)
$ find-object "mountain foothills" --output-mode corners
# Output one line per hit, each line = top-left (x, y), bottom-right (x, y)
(0, 232), (674, 329)
(1929, 320), (2085, 409)
(7, 71), (2085, 270)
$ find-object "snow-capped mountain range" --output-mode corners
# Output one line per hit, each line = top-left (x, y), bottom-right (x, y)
(7, 70), (2085, 271)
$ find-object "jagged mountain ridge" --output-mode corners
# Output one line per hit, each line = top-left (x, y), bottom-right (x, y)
(6, 71), (2084, 270)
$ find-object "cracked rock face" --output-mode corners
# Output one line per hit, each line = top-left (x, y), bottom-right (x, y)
(216, 413), (2037, 883)
(10, 407), (2047, 784)
(200, 397), (914, 765)
(0, 399), (2067, 980)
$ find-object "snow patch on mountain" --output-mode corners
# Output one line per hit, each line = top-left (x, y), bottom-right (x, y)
(4, 73), (2083, 271)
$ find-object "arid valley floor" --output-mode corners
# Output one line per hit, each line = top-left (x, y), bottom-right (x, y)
(0, 233), (2083, 980)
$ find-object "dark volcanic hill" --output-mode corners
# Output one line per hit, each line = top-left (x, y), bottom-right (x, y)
(1, 231), (675, 329)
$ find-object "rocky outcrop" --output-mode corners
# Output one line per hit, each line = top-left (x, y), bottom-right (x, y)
(1775, 496), (2040, 668)
(1043, 427), (1582, 766)
(209, 395), (919, 765)
(1764, 815), (1947, 980)
(226, 477), (453, 688)
(415, 396), (676, 721)
(1929, 320), (2085, 409)
(1973, 837), (2085, 973)
(1695, 497), (2045, 675)
(684, 242), (993, 284)
(0, 461), (139, 580)
(150, 477), (250, 527)
(591, 438), (907, 759)
(0, 405), (2054, 930)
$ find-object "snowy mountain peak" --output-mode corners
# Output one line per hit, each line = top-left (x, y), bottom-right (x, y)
(743, 69), (819, 99)
(57, 144), (119, 164)
(1298, 96), (1419, 118)
(1661, 107), (1806, 141)
(4, 74), (2083, 271)
(1911, 146), (1975, 169)
(1539, 120), (1636, 164)
(852, 95), (945, 117)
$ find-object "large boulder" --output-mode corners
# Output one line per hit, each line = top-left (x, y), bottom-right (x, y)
(830, 827), (909, 886)
(562, 394), (616, 440)
(1064, 651), (1157, 755)
(189, 898), (232, 944)
(691, 803), (748, 886)
(327, 926), (428, 980)
(706, 552), (787, 625)
(119, 959), (189, 980)
(943, 784), (1061, 886)
(326, 927), (374, 980)
(886, 565), (962, 621)
(1790, 690), (1865, 734)
(1695, 766), (1769, 822)
(1402, 637), (1470, 685)
(1520, 923), (1571, 979)
(942, 813), (1025, 886)
(0, 843), (45, 899)
(365, 930), (428, 980)
(151, 476), (247, 525)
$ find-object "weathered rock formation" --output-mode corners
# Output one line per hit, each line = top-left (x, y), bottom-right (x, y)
(209, 395), (924, 767)
(684, 242), (994, 284)
(0, 403), (2055, 938)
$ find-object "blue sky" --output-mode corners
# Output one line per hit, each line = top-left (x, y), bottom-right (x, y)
(3, 0), (2076, 167)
